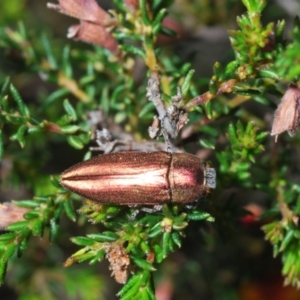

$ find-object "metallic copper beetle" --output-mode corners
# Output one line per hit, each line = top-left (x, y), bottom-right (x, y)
(60, 151), (216, 205)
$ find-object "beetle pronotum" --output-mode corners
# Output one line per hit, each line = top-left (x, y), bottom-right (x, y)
(60, 151), (216, 205)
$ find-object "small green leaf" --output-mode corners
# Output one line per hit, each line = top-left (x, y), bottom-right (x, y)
(253, 95), (271, 105)
(50, 176), (62, 189)
(159, 26), (177, 38)
(114, 111), (127, 124)
(0, 260), (7, 285)
(256, 131), (268, 141)
(67, 136), (85, 149)
(106, 206), (121, 215)
(241, 0), (267, 13)
(87, 232), (119, 242)
(208, 79), (218, 94)
(92, 213), (106, 223)
(117, 272), (141, 297)
(13, 200), (40, 209)
(213, 62), (223, 78)
(120, 45), (146, 59)
(7, 221), (28, 231)
(64, 199), (77, 222)
(131, 257), (156, 271)
(280, 230), (294, 252)
(79, 74), (95, 86)
(0, 77), (10, 99)
(1, 244), (16, 262)
(17, 234), (30, 257)
(154, 244), (164, 263)
(139, 0), (151, 26)
(63, 99), (77, 121)
(31, 219), (44, 237)
(89, 250), (105, 265)
(42, 33), (57, 69)
(138, 102), (155, 118)
(259, 69), (279, 80)
(171, 231), (181, 248)
(10, 84), (29, 117)
(172, 221), (188, 230)
(134, 289), (145, 300)
(199, 138), (215, 149)
(54, 202), (64, 220)
(60, 125), (80, 134)
(181, 69), (195, 98)
(162, 232), (171, 259)
(83, 151), (92, 161)
(140, 241), (150, 253)
(148, 223), (162, 238)
(275, 19), (285, 40)
(24, 210), (40, 220)
(49, 219), (59, 242)
(227, 123), (238, 144)
(114, 32), (143, 42)
(62, 45), (72, 77)
(113, 0), (126, 13)
(167, 234), (175, 252)
(33, 196), (49, 203)
(151, 0), (173, 11)
(77, 253), (96, 264)
(139, 270), (151, 286)
(43, 88), (69, 108)
(205, 101), (213, 119)
(152, 8), (167, 35)
(223, 60), (239, 79)
(71, 236), (95, 246)
(187, 211), (213, 221)
(236, 121), (245, 135)
(0, 233), (16, 243)
(5, 114), (24, 124)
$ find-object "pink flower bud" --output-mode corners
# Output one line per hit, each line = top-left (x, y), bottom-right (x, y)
(0, 202), (29, 229)
(47, 0), (111, 26)
(67, 21), (119, 54)
(271, 84), (300, 141)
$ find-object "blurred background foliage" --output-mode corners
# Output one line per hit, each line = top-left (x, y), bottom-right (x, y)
(1, 0), (300, 299)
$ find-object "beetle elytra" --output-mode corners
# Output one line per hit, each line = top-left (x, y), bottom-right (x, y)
(60, 151), (216, 205)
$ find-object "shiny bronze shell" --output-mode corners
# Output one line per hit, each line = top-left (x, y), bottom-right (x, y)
(60, 151), (216, 205)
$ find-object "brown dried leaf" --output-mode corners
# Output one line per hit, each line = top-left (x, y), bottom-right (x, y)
(271, 84), (300, 141)
(105, 242), (130, 284)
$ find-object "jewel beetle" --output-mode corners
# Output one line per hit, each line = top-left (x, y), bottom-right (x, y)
(60, 151), (216, 205)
